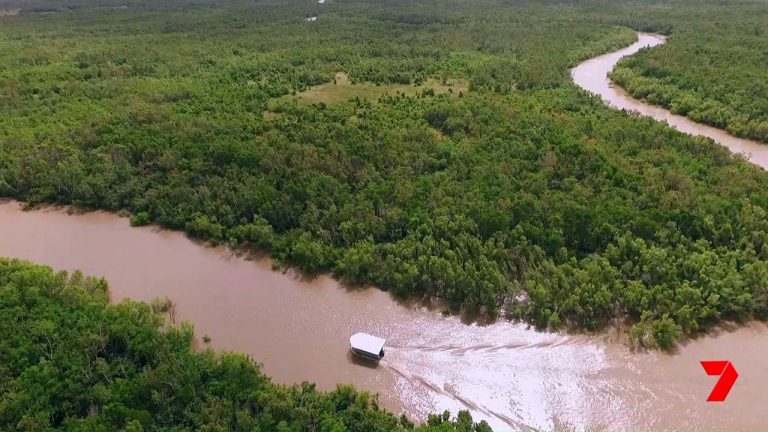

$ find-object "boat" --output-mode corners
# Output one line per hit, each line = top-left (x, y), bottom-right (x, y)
(349, 332), (386, 361)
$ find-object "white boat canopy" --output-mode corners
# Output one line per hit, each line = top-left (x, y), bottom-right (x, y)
(350, 332), (386, 357)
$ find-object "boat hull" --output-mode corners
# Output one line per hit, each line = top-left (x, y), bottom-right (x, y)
(351, 347), (384, 361)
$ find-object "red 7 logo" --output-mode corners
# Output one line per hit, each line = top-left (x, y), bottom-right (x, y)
(700, 360), (738, 402)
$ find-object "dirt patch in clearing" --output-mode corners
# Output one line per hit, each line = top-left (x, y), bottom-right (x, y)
(263, 111), (282, 121)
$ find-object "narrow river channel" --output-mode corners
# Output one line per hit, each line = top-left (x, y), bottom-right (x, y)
(1, 32), (767, 431)
(571, 32), (768, 170)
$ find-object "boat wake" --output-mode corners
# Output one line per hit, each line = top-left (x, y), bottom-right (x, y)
(387, 336), (583, 354)
(375, 325), (630, 431)
(382, 359), (523, 429)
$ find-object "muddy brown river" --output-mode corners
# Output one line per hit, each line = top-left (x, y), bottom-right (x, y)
(571, 32), (768, 170)
(1, 32), (767, 431)
(1, 202), (767, 431)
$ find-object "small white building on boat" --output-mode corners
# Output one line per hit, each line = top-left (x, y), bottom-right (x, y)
(350, 332), (386, 361)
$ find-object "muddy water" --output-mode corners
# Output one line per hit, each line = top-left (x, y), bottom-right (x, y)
(571, 32), (768, 170)
(1, 201), (766, 430)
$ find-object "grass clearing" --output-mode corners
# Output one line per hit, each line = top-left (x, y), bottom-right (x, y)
(269, 72), (469, 108)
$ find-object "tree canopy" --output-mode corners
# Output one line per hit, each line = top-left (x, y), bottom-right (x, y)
(0, 258), (493, 432)
(610, 0), (768, 142)
(1, 0), (767, 350)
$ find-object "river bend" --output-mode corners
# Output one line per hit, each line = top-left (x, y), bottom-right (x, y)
(1, 32), (767, 432)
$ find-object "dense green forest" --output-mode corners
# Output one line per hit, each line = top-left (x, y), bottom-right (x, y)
(0, 258), (493, 431)
(609, 1), (768, 143)
(1, 0), (767, 351)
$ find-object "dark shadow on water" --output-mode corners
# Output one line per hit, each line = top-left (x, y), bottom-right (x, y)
(233, 247), (272, 262)
(347, 350), (380, 369)
(5, 199), (129, 218)
(65, 205), (101, 215)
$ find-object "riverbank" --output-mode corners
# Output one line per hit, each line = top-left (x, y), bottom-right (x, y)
(571, 32), (768, 170)
(2, 199), (767, 430)
(0, 257), (492, 432)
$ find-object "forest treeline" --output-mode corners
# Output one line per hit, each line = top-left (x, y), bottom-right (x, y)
(0, 258), (493, 431)
(609, 2), (768, 143)
(1, 0), (767, 351)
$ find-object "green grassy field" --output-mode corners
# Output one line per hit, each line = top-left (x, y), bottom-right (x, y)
(272, 72), (469, 106)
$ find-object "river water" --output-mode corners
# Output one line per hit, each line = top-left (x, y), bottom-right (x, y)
(1, 33), (767, 431)
(571, 32), (768, 170)
(1, 202), (766, 431)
